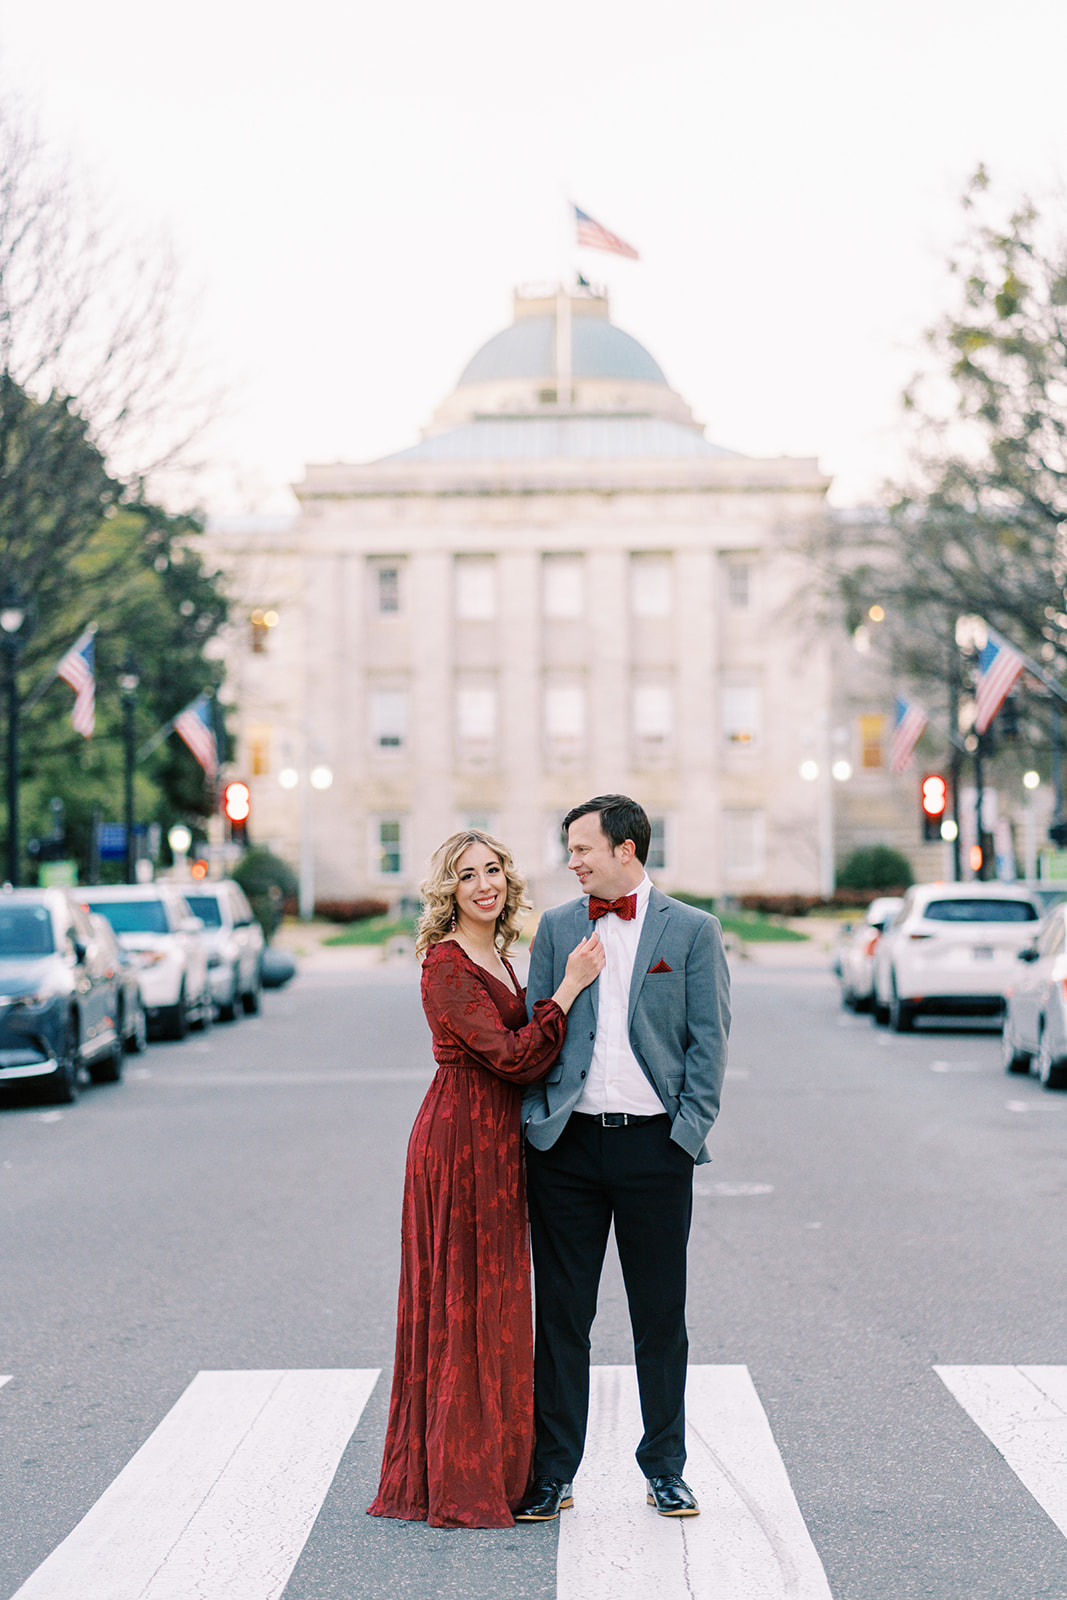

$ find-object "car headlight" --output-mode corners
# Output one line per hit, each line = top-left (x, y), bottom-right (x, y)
(129, 950), (167, 969)
(2, 990), (54, 1010)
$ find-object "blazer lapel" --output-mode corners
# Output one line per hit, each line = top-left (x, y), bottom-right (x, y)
(577, 895), (598, 1023)
(628, 888), (670, 1027)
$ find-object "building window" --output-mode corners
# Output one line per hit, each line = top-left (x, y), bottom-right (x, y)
(647, 816), (667, 872)
(248, 725), (271, 776)
(859, 713), (887, 770)
(370, 689), (407, 750)
(723, 809), (765, 879)
(377, 566), (400, 613)
(542, 554), (584, 619)
(455, 556), (496, 620)
(722, 684), (761, 746)
(545, 814), (569, 870)
(633, 684), (673, 743)
(374, 817), (405, 877)
(724, 558), (755, 610)
(368, 559), (403, 615)
(456, 686), (497, 743)
(463, 813), (494, 834)
(545, 685), (585, 741)
(630, 553), (672, 617)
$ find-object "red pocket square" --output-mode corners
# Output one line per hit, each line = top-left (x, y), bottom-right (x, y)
(649, 959), (673, 974)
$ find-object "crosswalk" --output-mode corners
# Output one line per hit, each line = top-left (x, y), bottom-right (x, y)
(4, 1365), (1067, 1599)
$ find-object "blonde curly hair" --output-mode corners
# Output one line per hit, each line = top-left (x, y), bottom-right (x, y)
(416, 830), (531, 959)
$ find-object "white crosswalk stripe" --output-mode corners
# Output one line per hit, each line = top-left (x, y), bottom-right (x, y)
(9, 1368), (380, 1600)
(558, 1366), (834, 1600)
(935, 1365), (1067, 1539)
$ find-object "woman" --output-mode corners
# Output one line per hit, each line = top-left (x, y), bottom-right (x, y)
(368, 829), (603, 1529)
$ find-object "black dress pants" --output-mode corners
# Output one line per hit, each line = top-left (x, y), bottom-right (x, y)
(525, 1113), (694, 1481)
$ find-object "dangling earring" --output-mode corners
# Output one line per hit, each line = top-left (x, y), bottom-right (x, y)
(450, 904), (457, 933)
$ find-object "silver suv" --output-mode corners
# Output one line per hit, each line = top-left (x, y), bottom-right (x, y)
(182, 880), (265, 1021)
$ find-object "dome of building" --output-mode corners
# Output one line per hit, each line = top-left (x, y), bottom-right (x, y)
(402, 283), (729, 453)
(458, 313), (667, 387)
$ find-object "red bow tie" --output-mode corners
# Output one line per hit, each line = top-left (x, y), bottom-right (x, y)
(588, 893), (638, 922)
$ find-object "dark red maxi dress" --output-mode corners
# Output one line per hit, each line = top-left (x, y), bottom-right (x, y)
(367, 939), (567, 1529)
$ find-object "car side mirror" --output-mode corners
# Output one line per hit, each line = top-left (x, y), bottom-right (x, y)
(72, 940), (88, 964)
(181, 917), (205, 933)
(1018, 946), (1039, 962)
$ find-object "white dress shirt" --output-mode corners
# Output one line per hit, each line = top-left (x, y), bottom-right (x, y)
(573, 873), (666, 1117)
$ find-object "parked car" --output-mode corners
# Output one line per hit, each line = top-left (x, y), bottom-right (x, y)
(182, 880), (264, 1020)
(80, 884), (212, 1040)
(871, 882), (1043, 1031)
(837, 897), (904, 1011)
(0, 887), (124, 1102)
(87, 913), (148, 1055)
(1002, 901), (1067, 1088)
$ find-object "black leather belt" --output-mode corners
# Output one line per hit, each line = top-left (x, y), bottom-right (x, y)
(574, 1112), (665, 1128)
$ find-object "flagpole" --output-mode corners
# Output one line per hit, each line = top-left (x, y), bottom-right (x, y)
(556, 198), (573, 410)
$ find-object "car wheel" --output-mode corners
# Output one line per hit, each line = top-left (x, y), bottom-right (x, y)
(1001, 1018), (1032, 1075)
(1037, 1033), (1067, 1090)
(192, 988), (215, 1031)
(125, 1000), (148, 1054)
(89, 1032), (124, 1084)
(889, 979), (915, 1033)
(164, 988), (189, 1041)
(242, 975), (262, 1015)
(218, 975), (239, 1023)
(47, 1018), (80, 1104)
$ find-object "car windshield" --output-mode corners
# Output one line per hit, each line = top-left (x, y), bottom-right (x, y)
(923, 898), (1038, 923)
(184, 896), (223, 928)
(84, 899), (170, 935)
(0, 905), (54, 956)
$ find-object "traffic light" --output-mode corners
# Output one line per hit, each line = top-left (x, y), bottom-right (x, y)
(921, 773), (948, 842)
(222, 780), (251, 845)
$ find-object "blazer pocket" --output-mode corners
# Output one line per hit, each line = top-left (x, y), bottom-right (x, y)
(664, 1073), (685, 1097)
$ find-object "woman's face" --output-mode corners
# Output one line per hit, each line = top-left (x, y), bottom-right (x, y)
(453, 842), (506, 931)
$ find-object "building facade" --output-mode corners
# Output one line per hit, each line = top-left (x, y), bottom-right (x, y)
(212, 284), (916, 908)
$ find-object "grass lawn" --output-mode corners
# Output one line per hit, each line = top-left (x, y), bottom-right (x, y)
(717, 912), (808, 943)
(323, 915), (417, 946)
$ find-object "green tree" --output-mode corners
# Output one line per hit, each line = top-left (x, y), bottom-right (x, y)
(830, 170), (1067, 737)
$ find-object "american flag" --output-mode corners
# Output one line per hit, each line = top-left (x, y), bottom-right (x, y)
(974, 630), (1025, 734)
(175, 696), (218, 778)
(573, 204), (640, 261)
(56, 628), (96, 738)
(889, 694), (928, 774)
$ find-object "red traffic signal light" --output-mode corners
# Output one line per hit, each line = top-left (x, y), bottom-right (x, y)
(223, 781), (251, 823)
(222, 782), (251, 845)
(921, 774), (947, 819)
(921, 773), (948, 841)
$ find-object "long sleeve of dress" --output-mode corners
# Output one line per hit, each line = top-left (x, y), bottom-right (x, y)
(422, 942), (566, 1084)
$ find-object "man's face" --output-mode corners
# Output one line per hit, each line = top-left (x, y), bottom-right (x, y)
(567, 811), (634, 901)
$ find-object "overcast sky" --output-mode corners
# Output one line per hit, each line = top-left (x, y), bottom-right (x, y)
(3, 0), (1067, 512)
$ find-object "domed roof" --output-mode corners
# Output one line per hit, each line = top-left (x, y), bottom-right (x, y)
(458, 309), (667, 387)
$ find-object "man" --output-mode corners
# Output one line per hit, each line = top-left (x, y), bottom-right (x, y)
(516, 795), (730, 1522)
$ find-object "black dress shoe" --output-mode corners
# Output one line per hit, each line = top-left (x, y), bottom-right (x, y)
(646, 1473), (700, 1516)
(514, 1476), (574, 1521)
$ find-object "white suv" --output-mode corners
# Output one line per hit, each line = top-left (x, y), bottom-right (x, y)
(81, 884), (213, 1040)
(871, 882), (1042, 1032)
(182, 880), (264, 1021)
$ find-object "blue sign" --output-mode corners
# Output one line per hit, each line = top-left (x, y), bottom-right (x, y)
(97, 824), (127, 861)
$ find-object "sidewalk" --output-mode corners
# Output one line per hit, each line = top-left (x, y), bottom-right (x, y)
(270, 918), (416, 974)
(733, 916), (840, 968)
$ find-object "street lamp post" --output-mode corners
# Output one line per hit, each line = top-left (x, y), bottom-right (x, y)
(280, 753), (334, 919)
(119, 657), (140, 885)
(0, 588), (27, 885)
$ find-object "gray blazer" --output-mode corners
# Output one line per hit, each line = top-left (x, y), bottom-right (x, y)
(522, 888), (731, 1165)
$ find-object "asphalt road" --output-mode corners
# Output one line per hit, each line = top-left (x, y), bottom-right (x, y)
(1, 957), (1066, 1599)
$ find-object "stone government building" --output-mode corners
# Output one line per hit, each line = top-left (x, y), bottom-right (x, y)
(211, 283), (918, 908)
